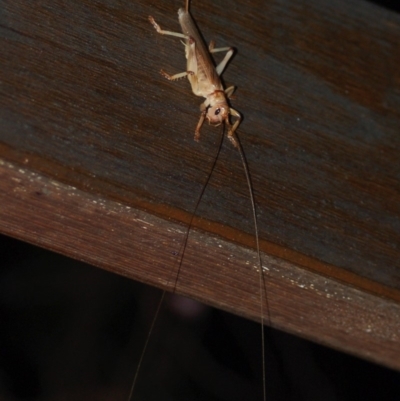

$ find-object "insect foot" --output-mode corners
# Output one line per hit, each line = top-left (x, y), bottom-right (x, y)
(148, 16), (161, 33)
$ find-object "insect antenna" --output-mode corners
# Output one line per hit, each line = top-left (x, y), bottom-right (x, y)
(171, 128), (225, 291)
(126, 127), (224, 401)
(231, 129), (269, 401)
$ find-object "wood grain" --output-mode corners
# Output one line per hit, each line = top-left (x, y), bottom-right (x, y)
(1, 0), (400, 370)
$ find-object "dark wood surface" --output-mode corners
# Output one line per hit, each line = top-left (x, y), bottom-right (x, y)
(1, 0), (400, 370)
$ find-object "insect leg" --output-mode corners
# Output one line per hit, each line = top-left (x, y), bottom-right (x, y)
(226, 107), (241, 147)
(210, 45), (232, 54)
(208, 40), (230, 53)
(149, 16), (190, 40)
(208, 44), (235, 76)
(225, 86), (235, 98)
(160, 70), (194, 81)
(194, 109), (207, 141)
(215, 48), (235, 76)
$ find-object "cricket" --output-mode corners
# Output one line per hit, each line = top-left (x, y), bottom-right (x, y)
(128, 1), (267, 400)
(148, 1), (241, 146)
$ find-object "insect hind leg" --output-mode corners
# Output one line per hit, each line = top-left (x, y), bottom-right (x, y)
(208, 41), (235, 76)
(149, 16), (189, 40)
(161, 70), (194, 81)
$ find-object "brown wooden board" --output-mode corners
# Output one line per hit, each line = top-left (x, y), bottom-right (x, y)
(1, 0), (400, 370)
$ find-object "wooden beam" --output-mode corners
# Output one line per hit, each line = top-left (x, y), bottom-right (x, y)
(1, 0), (400, 370)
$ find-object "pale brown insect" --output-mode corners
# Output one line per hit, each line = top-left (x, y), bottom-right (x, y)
(128, 1), (266, 400)
(149, 0), (241, 146)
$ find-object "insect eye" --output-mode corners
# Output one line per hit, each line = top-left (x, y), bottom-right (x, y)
(214, 108), (221, 115)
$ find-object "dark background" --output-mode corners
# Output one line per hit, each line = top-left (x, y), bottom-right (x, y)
(368, 0), (400, 12)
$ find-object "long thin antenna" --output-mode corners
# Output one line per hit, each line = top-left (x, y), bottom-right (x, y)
(171, 129), (225, 291)
(232, 131), (269, 401)
(127, 130), (225, 401)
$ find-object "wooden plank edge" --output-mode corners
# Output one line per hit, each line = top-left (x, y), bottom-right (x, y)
(0, 157), (399, 371)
